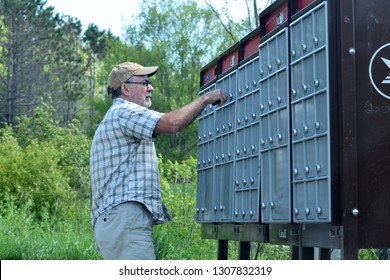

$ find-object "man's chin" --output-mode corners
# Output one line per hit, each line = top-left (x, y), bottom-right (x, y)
(143, 99), (152, 108)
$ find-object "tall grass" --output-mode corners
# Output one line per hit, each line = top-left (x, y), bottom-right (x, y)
(1, 184), (378, 260)
(0, 199), (101, 260)
(0, 183), (290, 260)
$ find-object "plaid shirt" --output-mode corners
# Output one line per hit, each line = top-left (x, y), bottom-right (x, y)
(90, 98), (171, 229)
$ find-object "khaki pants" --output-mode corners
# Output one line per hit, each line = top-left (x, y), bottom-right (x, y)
(94, 201), (155, 260)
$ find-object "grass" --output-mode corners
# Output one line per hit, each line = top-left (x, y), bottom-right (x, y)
(0, 184), (382, 260)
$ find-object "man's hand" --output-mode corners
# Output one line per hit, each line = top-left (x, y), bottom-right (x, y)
(205, 89), (230, 107)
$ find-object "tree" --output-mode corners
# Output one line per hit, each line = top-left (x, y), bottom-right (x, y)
(204, 0), (263, 40)
(119, 0), (236, 160)
(0, 0), (88, 126)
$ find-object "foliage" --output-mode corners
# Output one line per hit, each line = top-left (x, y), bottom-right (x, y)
(0, 0), (88, 126)
(158, 155), (197, 184)
(0, 100), (91, 221)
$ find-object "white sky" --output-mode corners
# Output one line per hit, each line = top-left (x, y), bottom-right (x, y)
(44, 0), (268, 38)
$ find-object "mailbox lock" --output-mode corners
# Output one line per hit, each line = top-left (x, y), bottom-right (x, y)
(196, 208), (200, 213)
(302, 84), (308, 92)
(234, 211), (239, 217)
(253, 80), (257, 87)
(291, 50), (296, 57)
(260, 104), (265, 110)
(221, 154), (225, 159)
(244, 116), (248, 122)
(250, 178), (255, 184)
(294, 208), (299, 215)
(242, 211), (246, 217)
(293, 129), (298, 136)
(214, 206), (218, 211)
(292, 89), (297, 96)
(352, 208), (359, 216)
(245, 85), (249, 90)
(314, 79), (320, 87)
(252, 113), (256, 119)
(277, 96), (282, 103)
(249, 210), (254, 216)
(316, 207), (322, 215)
(313, 37), (319, 45)
(302, 43), (307, 51)
(251, 145), (256, 151)
(305, 208), (310, 215)
(315, 122), (321, 129)
(349, 48), (356, 55)
(316, 164), (322, 172)
(220, 205), (224, 211)
(276, 59), (281, 66)
(261, 202), (266, 209)
(270, 202), (275, 209)
(268, 100), (273, 107)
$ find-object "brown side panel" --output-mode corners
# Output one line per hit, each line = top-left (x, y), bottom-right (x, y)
(354, 0), (390, 248)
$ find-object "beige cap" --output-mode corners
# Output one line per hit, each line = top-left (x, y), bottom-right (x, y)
(107, 62), (158, 93)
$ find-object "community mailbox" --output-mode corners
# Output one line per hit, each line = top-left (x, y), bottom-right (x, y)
(196, 0), (390, 260)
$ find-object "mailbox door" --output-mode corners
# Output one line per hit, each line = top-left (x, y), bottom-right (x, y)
(290, 1), (331, 223)
(196, 84), (216, 222)
(259, 27), (291, 223)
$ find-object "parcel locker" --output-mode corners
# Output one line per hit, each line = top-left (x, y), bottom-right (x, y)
(197, 0), (390, 260)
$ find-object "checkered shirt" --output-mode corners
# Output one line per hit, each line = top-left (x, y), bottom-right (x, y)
(90, 98), (171, 229)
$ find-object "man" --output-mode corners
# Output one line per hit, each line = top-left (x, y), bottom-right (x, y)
(90, 61), (228, 259)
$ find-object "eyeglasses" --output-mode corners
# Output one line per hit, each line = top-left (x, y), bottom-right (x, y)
(124, 80), (152, 87)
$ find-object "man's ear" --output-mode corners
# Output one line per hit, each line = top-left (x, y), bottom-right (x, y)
(121, 83), (130, 96)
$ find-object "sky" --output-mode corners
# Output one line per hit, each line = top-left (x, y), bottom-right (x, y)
(44, 0), (268, 38)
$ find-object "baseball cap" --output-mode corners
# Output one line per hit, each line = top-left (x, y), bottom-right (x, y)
(107, 62), (158, 93)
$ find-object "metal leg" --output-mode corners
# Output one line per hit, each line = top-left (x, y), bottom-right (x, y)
(291, 246), (315, 260)
(239, 241), (251, 260)
(218, 240), (229, 260)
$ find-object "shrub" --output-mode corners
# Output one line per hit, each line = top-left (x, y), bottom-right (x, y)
(0, 101), (90, 222)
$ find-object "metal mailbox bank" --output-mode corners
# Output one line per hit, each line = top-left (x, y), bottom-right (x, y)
(196, 0), (390, 260)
